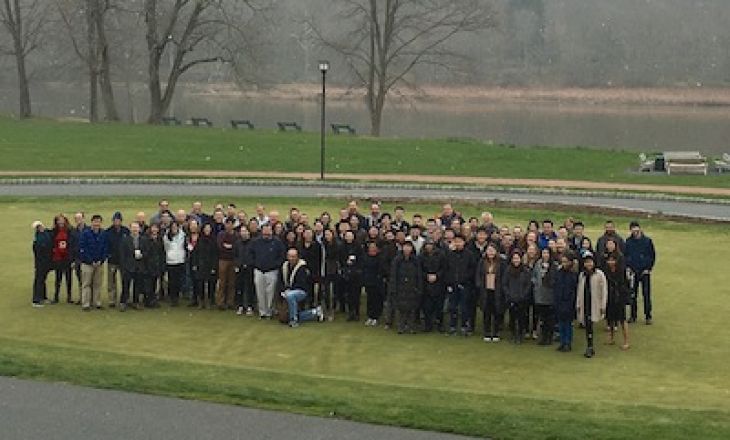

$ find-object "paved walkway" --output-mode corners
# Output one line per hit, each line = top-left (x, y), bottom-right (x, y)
(1, 182), (728, 221)
(1, 170), (729, 196)
(0, 377), (480, 440)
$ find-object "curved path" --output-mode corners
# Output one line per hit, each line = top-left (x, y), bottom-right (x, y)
(0, 182), (728, 221)
(1, 170), (729, 196)
(0, 377), (478, 440)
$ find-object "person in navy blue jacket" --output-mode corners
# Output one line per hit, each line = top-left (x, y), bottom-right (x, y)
(79, 214), (108, 311)
(625, 221), (656, 324)
(31, 221), (53, 307)
(553, 253), (578, 352)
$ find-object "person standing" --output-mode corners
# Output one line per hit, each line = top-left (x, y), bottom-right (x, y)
(105, 211), (129, 308)
(339, 230), (364, 321)
(420, 239), (446, 333)
(51, 214), (73, 304)
(625, 221), (656, 325)
(553, 255), (578, 352)
(576, 252), (608, 358)
(361, 241), (386, 327)
(502, 249), (531, 344)
(532, 248), (557, 346)
(215, 218), (238, 310)
(234, 227), (254, 315)
(79, 215), (107, 311)
(321, 228), (340, 320)
(70, 212), (88, 303)
(444, 234), (477, 336)
(144, 224), (165, 308)
(389, 241), (423, 334)
(596, 220), (626, 255)
(605, 254), (630, 350)
(163, 222), (186, 306)
(250, 223), (286, 318)
(191, 222), (218, 309)
(476, 244), (504, 342)
(119, 222), (149, 311)
(31, 221), (52, 307)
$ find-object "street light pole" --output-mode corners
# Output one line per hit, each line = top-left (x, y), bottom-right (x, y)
(319, 61), (329, 180)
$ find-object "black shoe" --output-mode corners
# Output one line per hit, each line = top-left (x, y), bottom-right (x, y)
(567, 344), (572, 352)
(556, 344), (565, 352)
(584, 347), (594, 358)
(628, 317), (637, 324)
(645, 318), (653, 325)
(95, 305), (103, 310)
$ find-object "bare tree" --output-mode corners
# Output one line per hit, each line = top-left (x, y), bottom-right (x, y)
(143, 0), (264, 124)
(312, 0), (495, 136)
(56, 0), (119, 122)
(0, 0), (46, 118)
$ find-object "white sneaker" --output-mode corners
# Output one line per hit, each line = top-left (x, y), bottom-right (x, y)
(483, 337), (492, 342)
(492, 336), (501, 342)
(32, 302), (44, 308)
(371, 319), (377, 327)
(316, 306), (324, 322)
(236, 306), (244, 316)
(246, 307), (253, 316)
(364, 318), (373, 326)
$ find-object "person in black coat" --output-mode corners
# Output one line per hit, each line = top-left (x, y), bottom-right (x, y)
(234, 227), (254, 314)
(361, 241), (387, 326)
(389, 241), (423, 334)
(191, 223), (218, 309)
(502, 249), (532, 344)
(144, 224), (165, 307)
(338, 230), (364, 321)
(605, 254), (630, 350)
(298, 229), (322, 308)
(31, 221), (53, 307)
(321, 229), (340, 320)
(444, 235), (477, 336)
(119, 222), (150, 310)
(625, 221), (656, 324)
(475, 244), (504, 341)
(553, 254), (578, 352)
(420, 239), (446, 332)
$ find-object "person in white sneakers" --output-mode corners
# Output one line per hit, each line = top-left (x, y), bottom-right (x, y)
(280, 248), (323, 327)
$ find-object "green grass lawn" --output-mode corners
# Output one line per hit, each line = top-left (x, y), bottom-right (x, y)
(1, 197), (729, 439)
(2, 116), (730, 188)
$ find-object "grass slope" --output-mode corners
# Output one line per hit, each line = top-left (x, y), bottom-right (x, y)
(1, 117), (729, 188)
(1, 197), (729, 439)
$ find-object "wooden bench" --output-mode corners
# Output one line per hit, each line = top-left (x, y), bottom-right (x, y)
(277, 121), (301, 132)
(714, 153), (730, 174)
(190, 117), (213, 127)
(161, 116), (181, 126)
(331, 123), (356, 135)
(230, 119), (254, 130)
(663, 151), (708, 175)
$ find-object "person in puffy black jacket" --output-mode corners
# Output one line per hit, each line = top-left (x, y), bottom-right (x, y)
(502, 249), (531, 344)
(444, 235), (477, 336)
(475, 244), (504, 341)
(234, 227), (254, 314)
(553, 254), (578, 352)
(144, 224), (166, 307)
(339, 230), (364, 321)
(32, 221), (53, 306)
(361, 241), (387, 326)
(420, 240), (446, 332)
(389, 241), (423, 334)
(191, 223), (218, 309)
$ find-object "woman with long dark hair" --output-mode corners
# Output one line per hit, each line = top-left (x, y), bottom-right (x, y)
(163, 222), (186, 306)
(502, 249), (531, 344)
(191, 222), (218, 309)
(51, 214), (73, 304)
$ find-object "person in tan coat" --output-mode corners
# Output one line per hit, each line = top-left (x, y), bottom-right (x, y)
(576, 252), (607, 358)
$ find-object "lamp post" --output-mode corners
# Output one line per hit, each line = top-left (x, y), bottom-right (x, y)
(319, 60), (329, 180)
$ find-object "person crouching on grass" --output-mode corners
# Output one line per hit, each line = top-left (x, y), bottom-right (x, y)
(605, 254), (630, 350)
(280, 248), (323, 327)
(576, 252), (607, 358)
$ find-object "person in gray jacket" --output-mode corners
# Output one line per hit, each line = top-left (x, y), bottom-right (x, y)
(532, 248), (558, 346)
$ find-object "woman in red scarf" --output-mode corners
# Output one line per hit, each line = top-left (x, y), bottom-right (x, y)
(51, 214), (73, 303)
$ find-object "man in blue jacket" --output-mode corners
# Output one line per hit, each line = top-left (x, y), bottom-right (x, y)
(79, 214), (108, 311)
(625, 221), (656, 324)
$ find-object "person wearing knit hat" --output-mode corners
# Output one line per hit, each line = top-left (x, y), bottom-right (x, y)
(576, 251), (608, 358)
(31, 220), (53, 307)
(105, 211), (129, 308)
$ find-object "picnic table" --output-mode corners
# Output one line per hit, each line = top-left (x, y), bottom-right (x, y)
(663, 151), (708, 175)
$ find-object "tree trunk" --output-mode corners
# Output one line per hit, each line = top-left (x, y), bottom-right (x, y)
(146, 53), (163, 124)
(13, 38), (31, 118)
(86, 0), (98, 122)
(95, 4), (118, 121)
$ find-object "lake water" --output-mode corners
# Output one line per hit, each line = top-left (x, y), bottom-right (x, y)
(2, 83), (729, 155)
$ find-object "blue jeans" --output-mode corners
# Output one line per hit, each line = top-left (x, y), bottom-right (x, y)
(447, 284), (471, 330)
(285, 289), (317, 323)
(558, 320), (573, 347)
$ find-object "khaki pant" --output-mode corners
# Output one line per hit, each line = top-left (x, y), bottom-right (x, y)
(107, 263), (120, 305)
(254, 269), (279, 317)
(81, 263), (103, 308)
(215, 259), (236, 307)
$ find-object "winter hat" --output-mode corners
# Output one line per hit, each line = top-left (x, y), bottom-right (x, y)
(113, 211), (123, 221)
(582, 251), (595, 261)
(31, 220), (44, 230)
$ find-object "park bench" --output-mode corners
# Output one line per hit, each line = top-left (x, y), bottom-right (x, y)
(230, 119), (255, 130)
(663, 151), (708, 175)
(331, 123), (356, 135)
(277, 121), (302, 132)
(638, 153), (655, 172)
(190, 117), (213, 127)
(713, 153), (730, 174)
(161, 116), (181, 126)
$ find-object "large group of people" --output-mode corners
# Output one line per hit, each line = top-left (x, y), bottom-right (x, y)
(30, 200), (656, 358)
